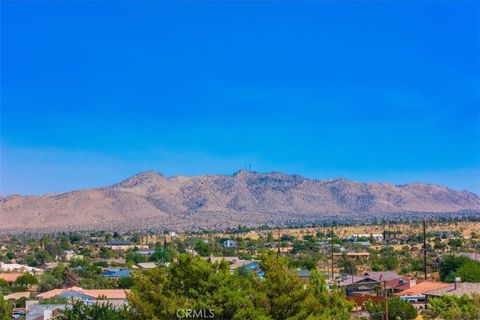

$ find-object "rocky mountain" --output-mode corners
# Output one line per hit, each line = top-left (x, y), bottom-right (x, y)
(1, 170), (479, 233)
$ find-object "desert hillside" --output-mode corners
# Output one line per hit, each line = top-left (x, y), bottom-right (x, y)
(1, 170), (479, 232)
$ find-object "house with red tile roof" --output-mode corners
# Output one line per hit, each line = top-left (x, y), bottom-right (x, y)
(424, 279), (480, 297)
(37, 286), (130, 302)
(395, 281), (451, 297)
(0, 272), (23, 284)
(395, 280), (451, 309)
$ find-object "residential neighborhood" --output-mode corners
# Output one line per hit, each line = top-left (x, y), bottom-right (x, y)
(0, 220), (479, 319)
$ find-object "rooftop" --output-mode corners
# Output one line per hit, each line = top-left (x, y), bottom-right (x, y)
(0, 272), (23, 282)
(364, 271), (401, 282)
(425, 282), (480, 297)
(37, 286), (130, 300)
(107, 240), (133, 246)
(396, 281), (451, 296)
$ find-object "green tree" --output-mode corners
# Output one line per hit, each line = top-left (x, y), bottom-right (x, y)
(310, 270), (354, 320)
(118, 276), (134, 289)
(38, 274), (62, 292)
(128, 252), (354, 320)
(456, 260), (480, 282)
(338, 253), (358, 275)
(34, 249), (50, 265)
(5, 252), (15, 260)
(259, 253), (312, 319)
(150, 249), (172, 262)
(429, 294), (480, 320)
(126, 251), (147, 264)
(69, 257), (90, 268)
(365, 297), (417, 320)
(0, 296), (11, 320)
(60, 300), (130, 320)
(62, 266), (80, 287)
(439, 255), (480, 282)
(194, 241), (212, 257)
(14, 273), (38, 286)
(99, 246), (116, 259)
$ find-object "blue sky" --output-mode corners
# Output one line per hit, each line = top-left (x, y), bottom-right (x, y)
(1, 1), (479, 195)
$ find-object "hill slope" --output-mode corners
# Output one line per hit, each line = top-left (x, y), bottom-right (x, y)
(1, 171), (479, 232)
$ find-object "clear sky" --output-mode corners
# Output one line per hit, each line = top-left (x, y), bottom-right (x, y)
(1, 1), (479, 195)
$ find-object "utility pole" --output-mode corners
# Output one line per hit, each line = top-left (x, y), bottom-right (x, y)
(277, 229), (281, 257)
(384, 277), (388, 320)
(331, 224), (334, 280)
(423, 219), (427, 280)
(474, 241), (478, 261)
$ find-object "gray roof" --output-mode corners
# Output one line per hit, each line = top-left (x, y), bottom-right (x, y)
(297, 269), (311, 278)
(338, 275), (373, 286)
(425, 283), (480, 297)
(364, 271), (401, 281)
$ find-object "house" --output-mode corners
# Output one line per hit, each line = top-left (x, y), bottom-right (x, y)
(424, 278), (480, 298)
(338, 275), (380, 296)
(223, 239), (238, 248)
(100, 268), (132, 278)
(351, 234), (384, 241)
(63, 250), (83, 262)
(106, 240), (147, 251)
(37, 286), (130, 303)
(0, 272), (23, 284)
(43, 262), (60, 271)
(25, 302), (67, 320)
(0, 263), (43, 274)
(238, 261), (265, 278)
(136, 249), (155, 255)
(3, 291), (32, 301)
(333, 252), (370, 264)
(395, 280), (451, 309)
(27, 286), (129, 319)
(136, 262), (157, 269)
(338, 271), (404, 296)
(205, 256), (240, 266)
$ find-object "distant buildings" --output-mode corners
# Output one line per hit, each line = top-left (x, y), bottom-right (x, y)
(63, 250), (83, 261)
(223, 239), (238, 248)
(106, 240), (148, 251)
(0, 263), (43, 274)
(100, 268), (132, 278)
(204, 256), (264, 277)
(136, 262), (157, 269)
(347, 234), (384, 242)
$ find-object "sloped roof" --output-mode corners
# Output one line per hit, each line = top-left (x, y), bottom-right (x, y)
(395, 279), (428, 291)
(107, 240), (133, 246)
(425, 282), (480, 297)
(338, 276), (369, 286)
(3, 291), (31, 300)
(137, 262), (157, 269)
(396, 281), (451, 296)
(37, 286), (130, 300)
(365, 271), (401, 282)
(0, 272), (23, 282)
(100, 268), (132, 277)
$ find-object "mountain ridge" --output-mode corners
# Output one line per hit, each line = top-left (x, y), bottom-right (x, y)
(1, 170), (479, 232)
